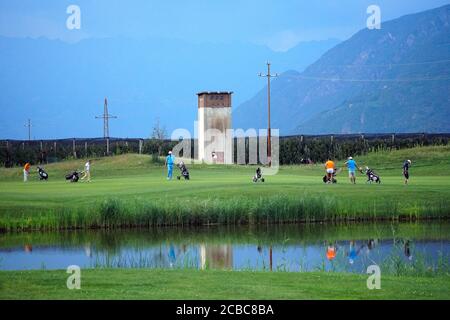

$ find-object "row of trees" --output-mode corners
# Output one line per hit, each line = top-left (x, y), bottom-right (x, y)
(0, 139), (143, 167)
(1, 133), (448, 167)
(280, 134), (449, 164)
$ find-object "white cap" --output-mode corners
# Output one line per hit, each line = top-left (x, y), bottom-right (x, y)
(348, 157), (353, 160)
(408, 159), (411, 163)
(168, 151), (172, 154)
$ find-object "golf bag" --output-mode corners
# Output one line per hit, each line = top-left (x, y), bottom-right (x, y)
(365, 167), (381, 184)
(252, 167), (265, 183)
(37, 166), (48, 181)
(65, 171), (80, 183)
(323, 169), (337, 184)
(176, 161), (190, 180)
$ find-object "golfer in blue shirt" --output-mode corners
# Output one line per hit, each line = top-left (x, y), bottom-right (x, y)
(165, 151), (175, 180)
(344, 156), (359, 184)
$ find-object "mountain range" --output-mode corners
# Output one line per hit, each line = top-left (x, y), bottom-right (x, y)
(0, 36), (338, 139)
(233, 4), (450, 134)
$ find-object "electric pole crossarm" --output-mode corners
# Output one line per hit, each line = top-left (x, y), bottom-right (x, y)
(258, 73), (279, 78)
(95, 115), (117, 119)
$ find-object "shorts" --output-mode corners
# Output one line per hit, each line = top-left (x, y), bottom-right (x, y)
(326, 168), (334, 174)
(348, 170), (356, 177)
(404, 171), (409, 179)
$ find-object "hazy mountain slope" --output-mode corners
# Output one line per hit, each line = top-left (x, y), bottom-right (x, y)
(233, 5), (450, 134)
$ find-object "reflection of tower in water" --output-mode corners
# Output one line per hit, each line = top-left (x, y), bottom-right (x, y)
(84, 243), (92, 257)
(200, 244), (233, 270)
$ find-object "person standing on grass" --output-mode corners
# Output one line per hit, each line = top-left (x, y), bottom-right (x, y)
(81, 159), (91, 182)
(165, 150), (175, 180)
(344, 156), (359, 184)
(23, 162), (31, 182)
(324, 158), (336, 183)
(403, 160), (412, 185)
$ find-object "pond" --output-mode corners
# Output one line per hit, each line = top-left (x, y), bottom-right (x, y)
(1, 222), (449, 274)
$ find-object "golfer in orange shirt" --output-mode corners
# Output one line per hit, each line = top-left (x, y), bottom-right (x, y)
(23, 162), (31, 182)
(324, 158), (335, 184)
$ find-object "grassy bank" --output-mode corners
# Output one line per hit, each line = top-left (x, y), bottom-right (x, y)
(0, 269), (449, 300)
(0, 146), (449, 231)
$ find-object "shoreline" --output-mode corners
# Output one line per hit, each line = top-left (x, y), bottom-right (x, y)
(2, 214), (450, 233)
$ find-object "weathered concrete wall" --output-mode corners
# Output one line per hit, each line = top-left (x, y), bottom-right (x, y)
(198, 92), (232, 164)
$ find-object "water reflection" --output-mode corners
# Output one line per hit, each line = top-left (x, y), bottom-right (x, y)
(0, 222), (449, 273)
(200, 245), (233, 270)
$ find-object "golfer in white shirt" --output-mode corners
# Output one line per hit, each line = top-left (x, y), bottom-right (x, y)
(81, 160), (91, 182)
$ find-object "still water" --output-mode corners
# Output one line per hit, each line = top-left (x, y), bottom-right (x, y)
(1, 223), (449, 273)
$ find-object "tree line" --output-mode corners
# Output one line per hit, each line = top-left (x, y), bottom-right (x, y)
(0, 133), (448, 167)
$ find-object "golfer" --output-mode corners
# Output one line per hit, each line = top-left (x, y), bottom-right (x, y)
(165, 151), (175, 180)
(344, 156), (359, 184)
(23, 162), (31, 182)
(403, 159), (412, 185)
(81, 160), (91, 182)
(324, 158), (336, 184)
(212, 151), (218, 164)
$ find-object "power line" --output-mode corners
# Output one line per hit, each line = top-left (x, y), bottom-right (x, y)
(280, 74), (450, 82)
(95, 98), (117, 139)
(279, 59), (450, 83)
(306, 59), (450, 68)
(293, 75), (450, 82)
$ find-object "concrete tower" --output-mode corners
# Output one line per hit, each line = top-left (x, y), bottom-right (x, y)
(197, 91), (233, 164)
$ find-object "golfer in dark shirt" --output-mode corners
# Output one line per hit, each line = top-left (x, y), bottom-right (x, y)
(403, 160), (411, 184)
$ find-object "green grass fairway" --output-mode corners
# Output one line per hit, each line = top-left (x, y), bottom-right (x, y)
(0, 145), (449, 230)
(0, 269), (449, 300)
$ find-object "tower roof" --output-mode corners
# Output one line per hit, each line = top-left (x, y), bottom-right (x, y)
(197, 91), (233, 96)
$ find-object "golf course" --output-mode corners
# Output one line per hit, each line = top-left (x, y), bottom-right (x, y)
(0, 145), (449, 300)
(0, 145), (449, 231)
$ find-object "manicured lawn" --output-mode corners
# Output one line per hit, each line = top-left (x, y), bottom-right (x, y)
(0, 269), (449, 300)
(0, 145), (449, 230)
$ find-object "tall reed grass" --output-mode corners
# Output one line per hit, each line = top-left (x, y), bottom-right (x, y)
(0, 195), (448, 231)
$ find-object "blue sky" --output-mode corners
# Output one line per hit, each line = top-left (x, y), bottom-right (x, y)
(1, 0), (449, 139)
(1, 0), (449, 51)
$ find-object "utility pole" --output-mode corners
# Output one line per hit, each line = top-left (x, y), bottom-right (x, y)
(24, 119), (32, 141)
(259, 62), (278, 166)
(95, 98), (117, 155)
